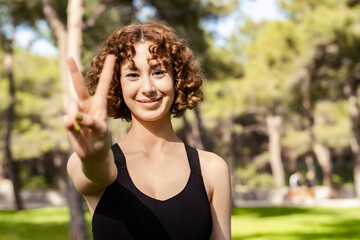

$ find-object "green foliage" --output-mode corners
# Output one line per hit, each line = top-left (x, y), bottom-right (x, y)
(24, 176), (50, 190)
(19, 167), (50, 190)
(1, 49), (69, 160)
(0, 78), (9, 111)
(313, 100), (351, 148)
(203, 36), (244, 79)
(229, 0), (360, 164)
(282, 127), (311, 159)
(201, 78), (246, 127)
(81, 0), (135, 66)
(239, 19), (309, 111)
(236, 164), (274, 189)
(0, 0), (42, 28)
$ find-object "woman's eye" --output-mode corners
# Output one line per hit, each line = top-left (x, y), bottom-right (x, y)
(153, 70), (166, 77)
(125, 73), (139, 78)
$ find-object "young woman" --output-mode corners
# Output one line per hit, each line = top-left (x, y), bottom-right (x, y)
(63, 22), (231, 240)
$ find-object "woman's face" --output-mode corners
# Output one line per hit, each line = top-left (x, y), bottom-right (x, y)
(120, 41), (175, 122)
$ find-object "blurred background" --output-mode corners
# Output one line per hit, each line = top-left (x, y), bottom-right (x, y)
(1, 0), (360, 239)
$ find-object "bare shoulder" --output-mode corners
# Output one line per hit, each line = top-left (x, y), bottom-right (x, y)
(197, 149), (229, 177)
(197, 149), (230, 199)
(198, 149), (232, 239)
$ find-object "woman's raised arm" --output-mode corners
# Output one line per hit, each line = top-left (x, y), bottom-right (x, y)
(63, 55), (118, 195)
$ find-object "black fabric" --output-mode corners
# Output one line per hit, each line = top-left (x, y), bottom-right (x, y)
(111, 143), (126, 169)
(185, 144), (202, 176)
(92, 143), (213, 240)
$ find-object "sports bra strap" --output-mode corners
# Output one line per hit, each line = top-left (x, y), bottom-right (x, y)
(111, 143), (202, 176)
(111, 144), (126, 169)
(185, 144), (202, 176)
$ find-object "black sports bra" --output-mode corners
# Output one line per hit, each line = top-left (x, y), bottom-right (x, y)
(92, 143), (213, 240)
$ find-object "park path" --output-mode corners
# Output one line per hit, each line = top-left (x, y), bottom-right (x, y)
(234, 198), (360, 208)
(1, 179), (359, 210)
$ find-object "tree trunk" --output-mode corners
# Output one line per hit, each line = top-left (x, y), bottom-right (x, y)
(354, 150), (360, 200)
(41, 0), (87, 239)
(67, 0), (83, 95)
(299, 60), (337, 197)
(181, 109), (206, 150)
(191, 108), (205, 150)
(345, 82), (360, 200)
(229, 129), (238, 207)
(182, 114), (194, 146)
(193, 107), (208, 150)
(2, 36), (24, 210)
(67, 2), (87, 239)
(67, 177), (87, 240)
(266, 115), (285, 188)
(0, 161), (4, 180)
(312, 140), (337, 197)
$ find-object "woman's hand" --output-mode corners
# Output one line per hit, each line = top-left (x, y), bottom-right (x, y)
(63, 55), (116, 163)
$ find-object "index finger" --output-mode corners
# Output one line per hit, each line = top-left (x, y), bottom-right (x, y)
(95, 55), (116, 99)
(67, 57), (90, 101)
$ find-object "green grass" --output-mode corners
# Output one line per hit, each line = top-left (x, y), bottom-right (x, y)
(231, 207), (360, 240)
(0, 207), (92, 240)
(1, 206), (360, 239)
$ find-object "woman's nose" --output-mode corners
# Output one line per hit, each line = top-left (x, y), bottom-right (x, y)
(141, 75), (156, 95)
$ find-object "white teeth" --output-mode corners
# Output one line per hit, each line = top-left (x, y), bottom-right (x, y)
(138, 98), (162, 103)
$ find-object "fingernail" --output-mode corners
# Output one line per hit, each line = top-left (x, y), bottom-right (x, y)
(74, 122), (82, 131)
(76, 113), (83, 122)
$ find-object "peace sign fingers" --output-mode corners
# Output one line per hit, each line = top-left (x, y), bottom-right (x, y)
(95, 55), (116, 100)
(67, 57), (90, 101)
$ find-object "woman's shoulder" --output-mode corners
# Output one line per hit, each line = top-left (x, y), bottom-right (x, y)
(196, 149), (230, 202)
(197, 149), (228, 169)
(197, 149), (229, 180)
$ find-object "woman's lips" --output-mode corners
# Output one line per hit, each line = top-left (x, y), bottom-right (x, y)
(137, 97), (163, 108)
(137, 97), (162, 103)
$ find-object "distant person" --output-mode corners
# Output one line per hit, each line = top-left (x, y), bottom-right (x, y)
(289, 171), (302, 189)
(63, 22), (231, 239)
(288, 171), (302, 199)
(306, 171), (315, 197)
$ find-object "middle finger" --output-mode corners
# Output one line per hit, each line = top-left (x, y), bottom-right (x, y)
(67, 57), (90, 101)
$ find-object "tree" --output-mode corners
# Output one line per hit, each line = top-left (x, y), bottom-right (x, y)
(0, 27), (23, 210)
(0, 0), (44, 210)
(41, 0), (130, 238)
(238, 19), (307, 188)
(279, 0), (360, 198)
(29, 1), (238, 238)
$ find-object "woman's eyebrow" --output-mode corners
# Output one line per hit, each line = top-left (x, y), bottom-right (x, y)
(123, 65), (138, 71)
(149, 63), (163, 70)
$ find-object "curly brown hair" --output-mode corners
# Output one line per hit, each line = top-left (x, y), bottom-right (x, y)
(86, 21), (203, 121)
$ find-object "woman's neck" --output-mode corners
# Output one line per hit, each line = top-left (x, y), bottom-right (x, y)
(121, 113), (181, 152)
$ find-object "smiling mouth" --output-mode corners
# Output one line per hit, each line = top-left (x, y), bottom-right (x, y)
(137, 97), (162, 103)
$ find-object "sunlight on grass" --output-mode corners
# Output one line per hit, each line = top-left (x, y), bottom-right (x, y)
(231, 207), (360, 240)
(1, 206), (360, 239)
(0, 207), (92, 240)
